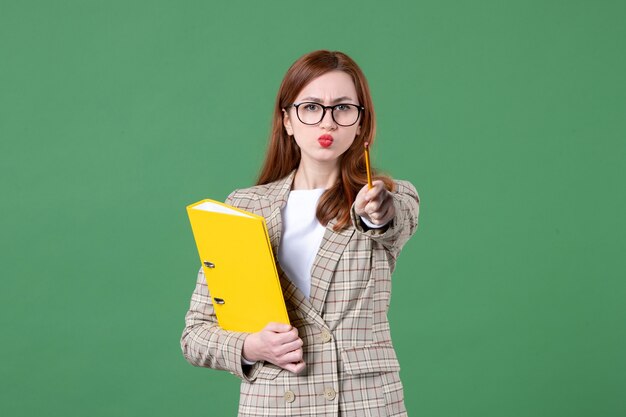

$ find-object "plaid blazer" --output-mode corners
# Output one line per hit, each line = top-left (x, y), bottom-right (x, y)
(181, 170), (420, 416)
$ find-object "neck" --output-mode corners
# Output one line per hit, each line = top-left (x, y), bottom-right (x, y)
(293, 159), (340, 190)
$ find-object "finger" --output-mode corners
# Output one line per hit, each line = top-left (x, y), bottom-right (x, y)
(293, 361), (306, 374)
(365, 198), (382, 214)
(286, 337), (304, 351)
(365, 182), (385, 202)
(354, 185), (370, 211)
(369, 179), (384, 190)
(264, 322), (292, 333)
(369, 197), (394, 223)
(368, 192), (390, 215)
(379, 203), (391, 221)
(274, 348), (302, 366)
(280, 348), (303, 364)
(368, 211), (381, 222)
(371, 204), (390, 224)
(276, 338), (304, 356)
(274, 328), (301, 345)
(284, 361), (306, 374)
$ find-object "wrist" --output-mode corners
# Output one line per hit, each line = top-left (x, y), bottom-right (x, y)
(242, 333), (259, 363)
(360, 215), (388, 229)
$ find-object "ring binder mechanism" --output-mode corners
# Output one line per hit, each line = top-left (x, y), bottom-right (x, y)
(187, 199), (290, 333)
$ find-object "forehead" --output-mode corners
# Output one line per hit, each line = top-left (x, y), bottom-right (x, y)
(296, 70), (358, 102)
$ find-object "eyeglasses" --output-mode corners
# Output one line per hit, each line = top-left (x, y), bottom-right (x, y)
(288, 102), (364, 127)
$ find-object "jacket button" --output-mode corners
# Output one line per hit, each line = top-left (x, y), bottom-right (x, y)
(319, 329), (332, 343)
(284, 390), (295, 403)
(324, 387), (336, 401)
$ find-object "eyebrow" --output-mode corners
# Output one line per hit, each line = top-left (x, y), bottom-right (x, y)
(299, 96), (357, 104)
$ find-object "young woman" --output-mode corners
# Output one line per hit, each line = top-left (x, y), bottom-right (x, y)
(181, 50), (419, 416)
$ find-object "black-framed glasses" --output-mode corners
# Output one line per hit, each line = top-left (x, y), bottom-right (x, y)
(289, 102), (364, 127)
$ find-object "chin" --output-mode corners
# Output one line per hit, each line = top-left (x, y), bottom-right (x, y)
(302, 150), (341, 164)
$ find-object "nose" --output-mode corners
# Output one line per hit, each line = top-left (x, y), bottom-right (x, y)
(319, 108), (337, 130)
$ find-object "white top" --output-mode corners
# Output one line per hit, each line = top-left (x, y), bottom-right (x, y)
(277, 189), (327, 299)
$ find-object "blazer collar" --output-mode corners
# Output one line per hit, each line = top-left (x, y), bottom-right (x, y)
(263, 170), (296, 253)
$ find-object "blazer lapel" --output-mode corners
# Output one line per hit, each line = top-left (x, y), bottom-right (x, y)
(277, 265), (327, 329)
(308, 218), (355, 315)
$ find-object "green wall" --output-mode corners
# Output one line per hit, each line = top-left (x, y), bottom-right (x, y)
(1, 1), (624, 416)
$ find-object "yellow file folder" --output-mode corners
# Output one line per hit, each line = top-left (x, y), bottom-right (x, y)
(186, 199), (290, 333)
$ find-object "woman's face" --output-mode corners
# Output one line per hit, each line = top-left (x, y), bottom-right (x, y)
(283, 70), (361, 167)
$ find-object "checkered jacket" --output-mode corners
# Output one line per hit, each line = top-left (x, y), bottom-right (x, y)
(181, 170), (420, 416)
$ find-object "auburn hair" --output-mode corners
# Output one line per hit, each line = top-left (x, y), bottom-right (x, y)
(257, 50), (394, 231)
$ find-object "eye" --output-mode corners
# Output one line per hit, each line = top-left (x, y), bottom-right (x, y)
(335, 104), (352, 111)
(302, 103), (322, 112)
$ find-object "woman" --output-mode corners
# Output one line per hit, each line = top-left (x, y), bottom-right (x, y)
(181, 50), (419, 416)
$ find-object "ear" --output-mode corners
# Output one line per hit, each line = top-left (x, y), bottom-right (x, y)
(357, 124), (361, 135)
(282, 109), (294, 136)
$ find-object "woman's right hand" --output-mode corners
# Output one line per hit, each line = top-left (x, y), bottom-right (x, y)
(242, 322), (305, 374)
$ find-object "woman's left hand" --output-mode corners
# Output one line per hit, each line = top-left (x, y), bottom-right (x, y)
(354, 180), (395, 227)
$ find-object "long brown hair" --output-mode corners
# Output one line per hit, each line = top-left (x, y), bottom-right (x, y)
(257, 50), (393, 231)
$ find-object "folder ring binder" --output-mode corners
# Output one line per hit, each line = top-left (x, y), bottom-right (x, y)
(203, 261), (215, 268)
(213, 298), (225, 305)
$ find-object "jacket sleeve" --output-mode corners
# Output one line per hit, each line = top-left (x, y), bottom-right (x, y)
(350, 180), (420, 272)
(180, 190), (265, 381)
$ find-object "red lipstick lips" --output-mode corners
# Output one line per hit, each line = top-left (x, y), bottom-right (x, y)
(318, 134), (333, 148)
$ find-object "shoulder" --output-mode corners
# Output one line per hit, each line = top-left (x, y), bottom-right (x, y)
(227, 184), (271, 201)
(225, 175), (290, 210)
(225, 185), (265, 210)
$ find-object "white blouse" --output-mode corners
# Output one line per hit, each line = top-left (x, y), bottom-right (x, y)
(277, 189), (327, 299)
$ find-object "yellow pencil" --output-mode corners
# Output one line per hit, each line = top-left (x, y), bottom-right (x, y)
(364, 142), (373, 189)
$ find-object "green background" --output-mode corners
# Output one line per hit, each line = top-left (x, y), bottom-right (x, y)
(1, 1), (624, 416)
